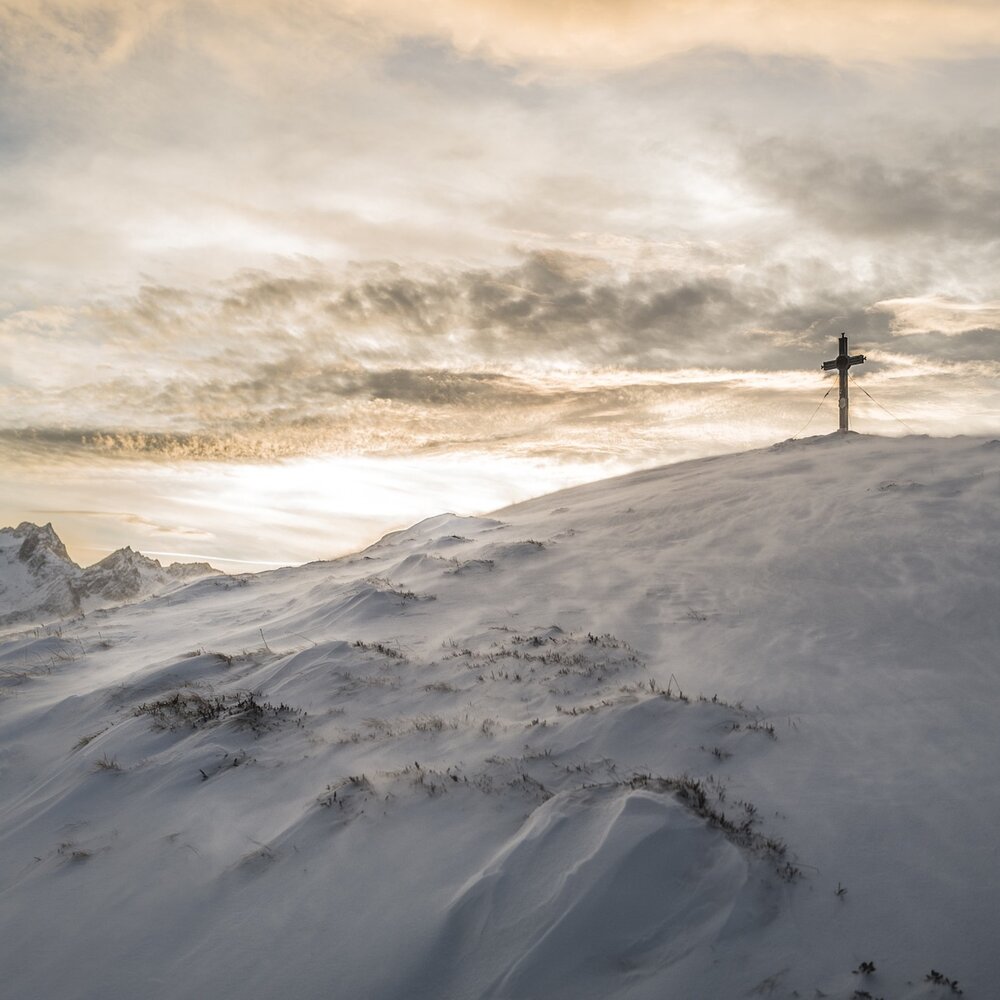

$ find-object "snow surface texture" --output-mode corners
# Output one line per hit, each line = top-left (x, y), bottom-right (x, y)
(0, 522), (220, 625)
(0, 433), (997, 999)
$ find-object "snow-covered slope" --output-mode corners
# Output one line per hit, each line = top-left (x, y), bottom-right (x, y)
(0, 434), (997, 999)
(0, 523), (220, 625)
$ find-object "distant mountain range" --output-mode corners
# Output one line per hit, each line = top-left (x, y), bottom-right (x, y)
(0, 521), (221, 626)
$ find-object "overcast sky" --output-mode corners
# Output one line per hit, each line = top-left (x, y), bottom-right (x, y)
(3, 1), (1000, 568)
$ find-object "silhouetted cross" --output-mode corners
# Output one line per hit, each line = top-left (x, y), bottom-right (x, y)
(822, 333), (865, 433)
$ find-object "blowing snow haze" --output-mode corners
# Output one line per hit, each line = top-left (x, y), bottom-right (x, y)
(1, 433), (999, 998)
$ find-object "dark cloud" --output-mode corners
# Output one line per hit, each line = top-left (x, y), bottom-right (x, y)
(317, 251), (767, 367)
(14, 252), (998, 384)
(266, 250), (989, 369)
(222, 274), (338, 317)
(66, 251), (777, 369)
(741, 132), (1000, 240)
(880, 328), (1000, 363)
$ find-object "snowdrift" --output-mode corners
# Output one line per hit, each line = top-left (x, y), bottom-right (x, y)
(0, 433), (997, 999)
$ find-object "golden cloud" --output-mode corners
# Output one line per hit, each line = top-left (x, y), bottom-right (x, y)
(337, 0), (1000, 66)
(5, 0), (1000, 81)
(873, 297), (1000, 336)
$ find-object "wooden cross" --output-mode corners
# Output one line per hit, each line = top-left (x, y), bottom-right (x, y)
(821, 332), (865, 433)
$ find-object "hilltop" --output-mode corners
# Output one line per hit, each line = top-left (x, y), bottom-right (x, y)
(0, 433), (997, 999)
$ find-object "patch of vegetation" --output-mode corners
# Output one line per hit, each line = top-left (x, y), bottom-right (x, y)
(316, 773), (374, 809)
(925, 969), (963, 994)
(348, 714), (461, 742)
(698, 692), (744, 710)
(135, 690), (302, 733)
(363, 576), (435, 604)
(57, 842), (93, 862)
(336, 671), (401, 693)
(649, 674), (687, 700)
(555, 700), (616, 716)
(450, 629), (645, 685)
(624, 772), (795, 877)
(725, 718), (778, 740)
(181, 648), (259, 667)
(414, 715), (449, 733)
(352, 639), (405, 659)
(73, 729), (106, 751)
(199, 749), (253, 780)
(446, 558), (495, 575)
(92, 753), (121, 772)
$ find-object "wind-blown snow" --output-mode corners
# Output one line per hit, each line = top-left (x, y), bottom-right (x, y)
(0, 433), (997, 999)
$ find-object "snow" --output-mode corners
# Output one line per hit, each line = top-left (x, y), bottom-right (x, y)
(0, 432), (998, 998)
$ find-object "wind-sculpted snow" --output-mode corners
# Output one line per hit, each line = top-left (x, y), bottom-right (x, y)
(413, 787), (759, 1000)
(1, 434), (999, 998)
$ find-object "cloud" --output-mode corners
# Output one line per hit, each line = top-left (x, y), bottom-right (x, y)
(2, 249), (851, 391)
(0, 374), (622, 458)
(0, 2), (383, 90)
(4, 243), (1000, 472)
(741, 132), (1000, 240)
(5, 4), (999, 323)
(5, 1), (1000, 98)
(27, 508), (214, 538)
(372, 0), (1000, 67)
(872, 296), (1000, 336)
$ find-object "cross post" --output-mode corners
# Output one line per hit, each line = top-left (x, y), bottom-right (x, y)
(821, 333), (865, 432)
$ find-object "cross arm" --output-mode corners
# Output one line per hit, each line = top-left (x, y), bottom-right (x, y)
(821, 353), (866, 371)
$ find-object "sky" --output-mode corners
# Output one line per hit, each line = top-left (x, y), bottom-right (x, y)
(3, 1), (1000, 570)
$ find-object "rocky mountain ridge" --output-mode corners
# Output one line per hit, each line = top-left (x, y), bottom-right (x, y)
(0, 522), (221, 626)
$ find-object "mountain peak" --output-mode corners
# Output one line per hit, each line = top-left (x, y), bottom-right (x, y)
(90, 546), (163, 572)
(10, 521), (75, 568)
(0, 522), (221, 625)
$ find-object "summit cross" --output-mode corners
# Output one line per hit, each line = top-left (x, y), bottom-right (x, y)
(822, 333), (866, 433)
